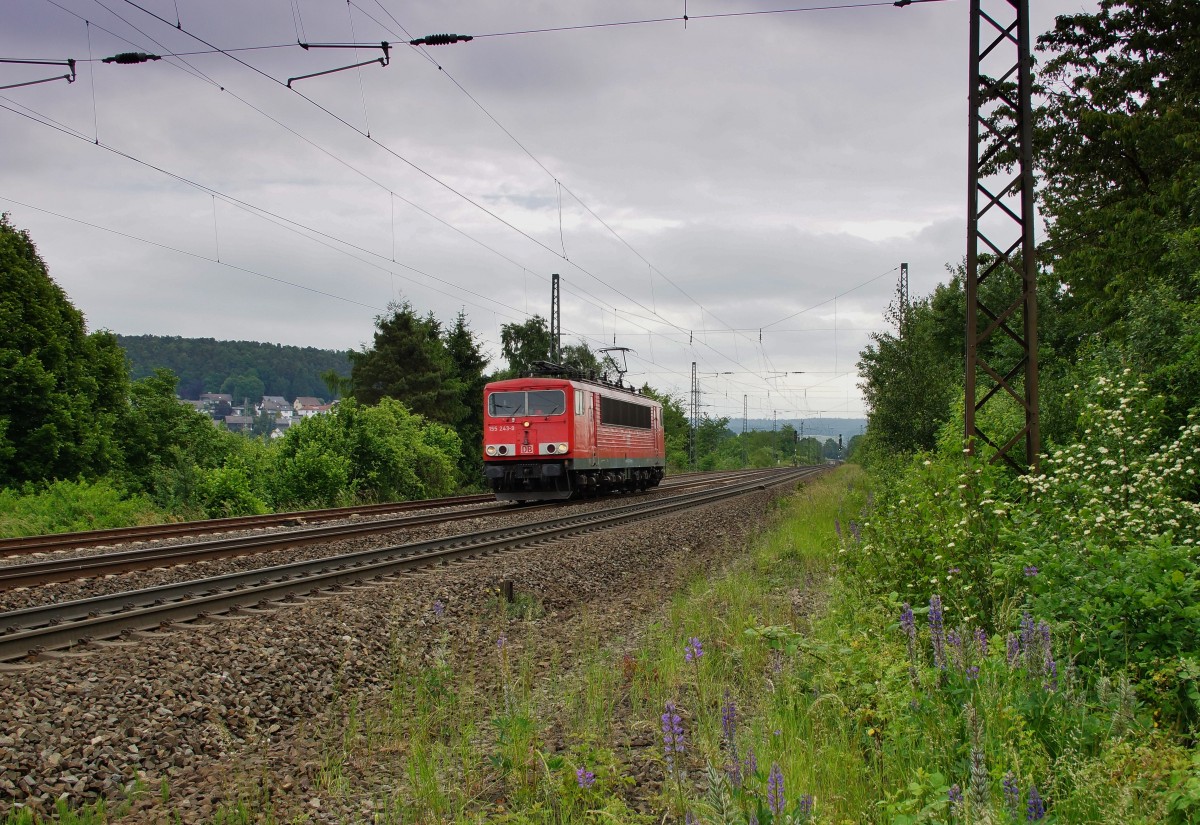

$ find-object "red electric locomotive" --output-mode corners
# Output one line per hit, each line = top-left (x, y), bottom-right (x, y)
(482, 369), (665, 501)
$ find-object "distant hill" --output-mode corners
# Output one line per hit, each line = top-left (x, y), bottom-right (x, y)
(739, 417), (866, 440)
(117, 335), (351, 401)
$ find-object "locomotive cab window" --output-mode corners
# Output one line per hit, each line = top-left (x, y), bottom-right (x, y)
(488, 392), (525, 418)
(488, 390), (566, 418)
(526, 390), (566, 416)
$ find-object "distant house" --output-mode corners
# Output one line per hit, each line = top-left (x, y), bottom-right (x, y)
(293, 396), (324, 412)
(224, 414), (254, 433)
(270, 418), (297, 439)
(200, 393), (233, 407)
(178, 398), (206, 413)
(296, 401), (335, 419)
(258, 395), (292, 418)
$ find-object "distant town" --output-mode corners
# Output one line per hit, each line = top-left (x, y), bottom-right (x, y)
(181, 394), (335, 437)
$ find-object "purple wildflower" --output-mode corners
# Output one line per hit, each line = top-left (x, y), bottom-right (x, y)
(1024, 565), (1039, 577)
(685, 813), (697, 825)
(721, 693), (741, 787)
(432, 599), (444, 618)
(948, 784), (963, 817)
(1027, 783), (1045, 820)
(1006, 633), (1020, 668)
(1003, 772), (1020, 818)
(767, 762), (786, 816)
(834, 518), (842, 539)
(900, 603), (916, 639)
(948, 566), (961, 575)
(929, 596), (946, 670)
(966, 665), (980, 680)
(799, 794), (815, 817)
(575, 766), (595, 788)
(749, 815), (759, 825)
(849, 521), (862, 542)
(661, 701), (685, 773)
(948, 629), (965, 671)
(721, 694), (737, 744)
(497, 632), (507, 650)
(1045, 656), (1059, 692)
(974, 627), (989, 658)
(742, 747), (757, 782)
(684, 637), (704, 663)
(1020, 613), (1035, 661)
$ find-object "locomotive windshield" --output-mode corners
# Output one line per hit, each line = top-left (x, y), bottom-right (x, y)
(488, 390), (566, 417)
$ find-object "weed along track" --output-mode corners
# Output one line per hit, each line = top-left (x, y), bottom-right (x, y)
(0, 467), (821, 820)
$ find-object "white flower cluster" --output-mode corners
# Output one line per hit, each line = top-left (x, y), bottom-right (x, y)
(1020, 371), (1200, 547)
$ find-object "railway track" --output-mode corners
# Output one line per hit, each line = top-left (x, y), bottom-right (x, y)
(0, 469), (778, 590)
(0, 469), (742, 558)
(0, 467), (821, 662)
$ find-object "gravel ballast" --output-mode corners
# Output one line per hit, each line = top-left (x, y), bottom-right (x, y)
(0, 485), (796, 822)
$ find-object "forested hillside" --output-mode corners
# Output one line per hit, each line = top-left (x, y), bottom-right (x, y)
(116, 334), (350, 401)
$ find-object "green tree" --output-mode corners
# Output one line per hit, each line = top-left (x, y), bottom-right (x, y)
(499, 316), (554, 378)
(857, 282), (962, 457)
(444, 310), (490, 483)
(220, 370), (265, 408)
(270, 398), (460, 506)
(638, 385), (689, 471)
(1033, 1), (1200, 331)
(117, 368), (236, 510)
(348, 301), (465, 426)
(0, 215), (127, 485)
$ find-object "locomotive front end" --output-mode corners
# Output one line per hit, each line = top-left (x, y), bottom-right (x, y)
(482, 380), (575, 501)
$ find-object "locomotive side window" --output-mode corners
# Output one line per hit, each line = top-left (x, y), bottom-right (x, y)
(489, 392), (525, 417)
(527, 390), (566, 416)
(574, 390), (584, 416)
(600, 396), (653, 429)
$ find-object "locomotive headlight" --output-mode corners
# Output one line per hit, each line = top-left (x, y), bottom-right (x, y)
(523, 421), (530, 428)
(557, 442), (569, 453)
(485, 445), (497, 456)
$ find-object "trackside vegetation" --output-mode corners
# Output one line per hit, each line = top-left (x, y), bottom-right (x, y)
(26, 465), (1178, 824)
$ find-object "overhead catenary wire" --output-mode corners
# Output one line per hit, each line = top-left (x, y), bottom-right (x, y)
(15, 1), (898, 416)
(343, 0), (858, 403)
(109, 0), (803, 390)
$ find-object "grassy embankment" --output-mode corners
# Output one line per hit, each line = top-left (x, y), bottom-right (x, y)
(219, 460), (1194, 823)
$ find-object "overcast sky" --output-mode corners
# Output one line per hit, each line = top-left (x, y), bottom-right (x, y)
(3, 0), (1095, 422)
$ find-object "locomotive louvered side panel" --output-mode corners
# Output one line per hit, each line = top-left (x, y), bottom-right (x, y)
(594, 426), (659, 453)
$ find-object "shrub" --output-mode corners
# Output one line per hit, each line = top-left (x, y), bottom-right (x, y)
(0, 478), (164, 537)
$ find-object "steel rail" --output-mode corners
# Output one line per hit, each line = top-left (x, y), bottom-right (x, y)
(0, 469), (747, 557)
(0, 469), (779, 589)
(0, 494), (495, 556)
(0, 468), (821, 662)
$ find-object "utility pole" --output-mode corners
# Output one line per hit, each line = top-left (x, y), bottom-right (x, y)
(966, 0), (1039, 471)
(741, 394), (748, 468)
(899, 262), (910, 336)
(772, 410), (778, 465)
(689, 361), (699, 470)
(549, 273), (561, 362)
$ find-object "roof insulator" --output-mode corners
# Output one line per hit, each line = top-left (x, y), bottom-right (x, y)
(410, 33), (473, 46)
(102, 52), (161, 64)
